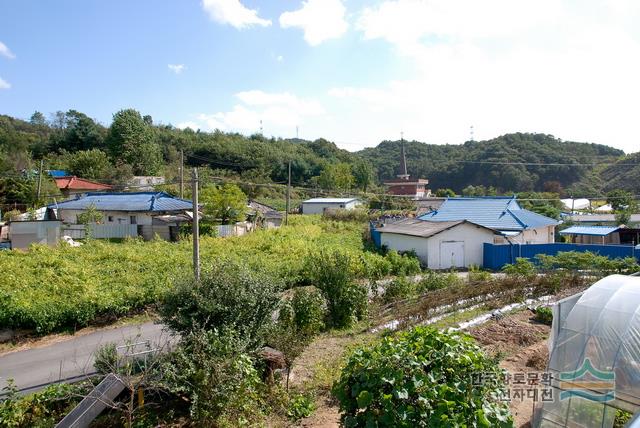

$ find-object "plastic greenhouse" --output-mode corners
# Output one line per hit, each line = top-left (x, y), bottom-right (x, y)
(534, 274), (640, 427)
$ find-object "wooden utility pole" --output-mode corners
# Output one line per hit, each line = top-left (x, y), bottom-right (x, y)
(36, 159), (44, 203)
(191, 168), (200, 282)
(180, 150), (184, 199)
(285, 160), (291, 226)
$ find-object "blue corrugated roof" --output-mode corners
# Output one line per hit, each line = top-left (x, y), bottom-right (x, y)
(50, 192), (193, 212)
(559, 226), (620, 236)
(418, 197), (558, 231)
(47, 170), (68, 177)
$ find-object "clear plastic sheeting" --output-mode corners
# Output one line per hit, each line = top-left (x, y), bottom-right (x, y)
(534, 275), (640, 427)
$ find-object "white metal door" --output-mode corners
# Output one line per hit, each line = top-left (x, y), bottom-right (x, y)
(440, 241), (465, 269)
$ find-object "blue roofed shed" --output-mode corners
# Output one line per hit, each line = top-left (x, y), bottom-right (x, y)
(560, 225), (621, 244)
(418, 197), (558, 244)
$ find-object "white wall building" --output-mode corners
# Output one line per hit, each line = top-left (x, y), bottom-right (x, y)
(377, 219), (499, 269)
(302, 198), (362, 215)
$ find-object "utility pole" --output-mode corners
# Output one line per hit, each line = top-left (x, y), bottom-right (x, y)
(191, 168), (200, 282)
(36, 159), (44, 203)
(285, 160), (291, 226)
(180, 150), (184, 199)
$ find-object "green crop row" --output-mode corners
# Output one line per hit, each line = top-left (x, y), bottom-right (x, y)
(0, 216), (419, 334)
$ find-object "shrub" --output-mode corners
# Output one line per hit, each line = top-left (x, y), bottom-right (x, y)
(322, 208), (370, 223)
(534, 306), (553, 325)
(306, 250), (368, 328)
(382, 276), (416, 303)
(159, 260), (282, 348)
(416, 271), (461, 293)
(360, 252), (392, 280)
(536, 251), (640, 276)
(94, 342), (119, 375)
(290, 287), (327, 336)
(286, 393), (316, 421)
(0, 381), (85, 428)
(160, 328), (263, 427)
(502, 258), (537, 278)
(333, 327), (512, 427)
(385, 250), (421, 276)
(468, 264), (492, 282)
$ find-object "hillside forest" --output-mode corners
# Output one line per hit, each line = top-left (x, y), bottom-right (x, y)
(1, 109), (638, 212)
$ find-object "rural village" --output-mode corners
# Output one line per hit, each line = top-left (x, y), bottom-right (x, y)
(2, 1), (640, 428)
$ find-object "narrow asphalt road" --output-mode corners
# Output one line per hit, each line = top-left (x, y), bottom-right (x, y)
(0, 322), (171, 395)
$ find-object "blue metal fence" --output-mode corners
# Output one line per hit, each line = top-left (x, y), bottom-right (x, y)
(483, 242), (640, 270)
(370, 222), (382, 248)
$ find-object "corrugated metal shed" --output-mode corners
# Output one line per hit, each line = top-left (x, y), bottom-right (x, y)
(418, 197), (558, 231)
(559, 226), (620, 236)
(377, 218), (497, 238)
(50, 192), (193, 212)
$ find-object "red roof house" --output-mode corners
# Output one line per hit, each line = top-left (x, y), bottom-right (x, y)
(54, 176), (112, 198)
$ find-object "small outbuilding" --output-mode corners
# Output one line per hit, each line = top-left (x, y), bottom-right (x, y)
(560, 225), (621, 244)
(375, 218), (500, 269)
(301, 198), (362, 215)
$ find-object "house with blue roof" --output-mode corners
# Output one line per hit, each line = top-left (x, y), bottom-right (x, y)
(50, 192), (193, 241)
(418, 196), (558, 244)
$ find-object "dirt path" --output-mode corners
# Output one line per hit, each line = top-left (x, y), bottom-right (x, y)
(469, 310), (551, 428)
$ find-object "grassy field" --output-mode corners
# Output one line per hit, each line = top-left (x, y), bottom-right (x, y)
(0, 216), (412, 334)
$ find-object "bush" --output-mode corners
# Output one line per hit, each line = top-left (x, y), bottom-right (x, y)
(286, 393), (316, 421)
(468, 264), (492, 282)
(94, 342), (119, 375)
(306, 251), (368, 328)
(385, 250), (421, 276)
(534, 306), (553, 325)
(382, 276), (416, 303)
(290, 287), (327, 336)
(502, 258), (537, 278)
(160, 328), (263, 427)
(536, 251), (640, 276)
(322, 208), (370, 223)
(333, 327), (512, 427)
(416, 271), (461, 293)
(0, 381), (85, 427)
(159, 260), (282, 348)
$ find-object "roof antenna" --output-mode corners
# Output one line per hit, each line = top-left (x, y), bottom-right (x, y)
(397, 131), (410, 180)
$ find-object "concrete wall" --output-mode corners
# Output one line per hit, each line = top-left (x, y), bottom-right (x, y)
(380, 222), (496, 269)
(302, 201), (361, 214)
(59, 209), (153, 226)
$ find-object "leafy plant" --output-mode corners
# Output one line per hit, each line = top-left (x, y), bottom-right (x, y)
(502, 257), (537, 278)
(286, 393), (316, 421)
(159, 259), (282, 348)
(305, 250), (368, 328)
(382, 276), (416, 303)
(416, 271), (461, 293)
(333, 327), (512, 427)
(534, 306), (553, 325)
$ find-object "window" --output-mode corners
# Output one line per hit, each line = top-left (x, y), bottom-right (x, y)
(130, 215), (137, 225)
(108, 216), (113, 222)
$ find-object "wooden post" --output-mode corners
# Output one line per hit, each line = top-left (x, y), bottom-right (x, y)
(180, 150), (184, 199)
(285, 160), (291, 226)
(36, 159), (44, 204)
(192, 168), (200, 282)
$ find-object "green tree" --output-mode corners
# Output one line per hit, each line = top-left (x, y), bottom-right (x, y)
(607, 189), (635, 211)
(200, 183), (247, 224)
(318, 162), (354, 191)
(352, 160), (374, 192)
(64, 149), (112, 180)
(435, 188), (456, 197)
(29, 111), (47, 126)
(107, 109), (162, 175)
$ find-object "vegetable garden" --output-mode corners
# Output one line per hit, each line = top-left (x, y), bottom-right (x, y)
(0, 215), (419, 334)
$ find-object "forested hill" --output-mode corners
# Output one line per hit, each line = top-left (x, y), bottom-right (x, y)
(1, 110), (637, 208)
(358, 133), (626, 194)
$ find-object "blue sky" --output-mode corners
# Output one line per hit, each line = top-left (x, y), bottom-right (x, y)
(1, 0), (640, 152)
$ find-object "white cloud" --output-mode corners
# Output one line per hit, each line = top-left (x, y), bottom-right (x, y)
(276, 55), (283, 62)
(202, 0), (271, 29)
(168, 64), (186, 74)
(0, 77), (10, 89)
(184, 90), (325, 137)
(280, 0), (348, 46)
(318, 0), (640, 152)
(176, 121), (200, 130)
(0, 41), (15, 59)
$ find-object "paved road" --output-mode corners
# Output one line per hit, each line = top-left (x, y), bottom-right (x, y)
(0, 322), (171, 395)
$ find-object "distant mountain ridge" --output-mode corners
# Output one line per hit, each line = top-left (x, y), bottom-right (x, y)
(357, 133), (628, 194)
